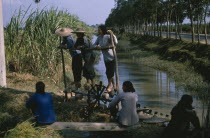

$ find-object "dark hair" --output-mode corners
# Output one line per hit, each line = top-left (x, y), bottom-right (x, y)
(177, 94), (193, 109)
(36, 81), (45, 94)
(62, 37), (67, 44)
(98, 25), (108, 35)
(76, 33), (85, 38)
(123, 81), (135, 92)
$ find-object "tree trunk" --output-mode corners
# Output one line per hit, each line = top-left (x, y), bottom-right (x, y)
(157, 23), (159, 37)
(0, 0), (6, 87)
(188, 1), (195, 43)
(146, 21), (148, 35)
(153, 22), (156, 37)
(169, 19), (171, 38)
(167, 15), (169, 38)
(139, 21), (142, 35)
(125, 25), (128, 33)
(190, 16), (195, 43)
(197, 16), (200, 43)
(148, 23), (151, 35)
(204, 5), (208, 45)
(143, 20), (146, 35)
(150, 24), (152, 36)
(136, 21), (138, 34)
(133, 23), (135, 34)
(175, 16), (178, 39)
(169, 9), (173, 39)
(180, 23), (183, 33)
(137, 20), (139, 34)
(177, 20), (182, 40)
(160, 23), (162, 37)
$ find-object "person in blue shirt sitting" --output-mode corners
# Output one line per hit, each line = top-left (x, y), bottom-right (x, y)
(26, 81), (56, 125)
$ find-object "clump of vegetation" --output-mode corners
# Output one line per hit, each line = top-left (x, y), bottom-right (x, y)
(0, 112), (13, 134)
(0, 88), (31, 135)
(127, 123), (164, 138)
(4, 121), (62, 138)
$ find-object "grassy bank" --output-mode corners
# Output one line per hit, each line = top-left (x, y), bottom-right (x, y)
(127, 34), (210, 82)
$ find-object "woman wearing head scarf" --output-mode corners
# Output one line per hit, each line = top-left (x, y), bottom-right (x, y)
(162, 94), (200, 138)
(109, 81), (139, 126)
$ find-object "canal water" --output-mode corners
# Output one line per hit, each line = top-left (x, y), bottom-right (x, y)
(92, 36), (205, 121)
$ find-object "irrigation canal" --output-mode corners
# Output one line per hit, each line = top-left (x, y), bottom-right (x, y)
(92, 35), (206, 121)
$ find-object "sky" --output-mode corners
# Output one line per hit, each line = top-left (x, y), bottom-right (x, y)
(2, 0), (116, 26)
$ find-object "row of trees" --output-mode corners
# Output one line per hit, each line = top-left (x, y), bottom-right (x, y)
(105, 0), (210, 44)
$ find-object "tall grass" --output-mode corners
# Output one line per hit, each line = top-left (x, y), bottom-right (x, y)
(4, 7), (94, 75)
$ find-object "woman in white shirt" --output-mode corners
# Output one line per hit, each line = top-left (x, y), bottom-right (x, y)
(109, 81), (139, 126)
(94, 25), (118, 92)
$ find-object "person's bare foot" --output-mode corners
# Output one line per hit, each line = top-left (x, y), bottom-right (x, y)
(85, 82), (90, 86)
(106, 87), (112, 92)
(112, 86), (118, 92)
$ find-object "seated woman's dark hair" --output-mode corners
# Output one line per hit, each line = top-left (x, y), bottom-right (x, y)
(177, 94), (193, 109)
(36, 81), (45, 94)
(123, 81), (135, 92)
(98, 25), (108, 35)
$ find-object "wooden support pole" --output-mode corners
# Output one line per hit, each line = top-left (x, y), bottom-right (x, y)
(60, 37), (68, 101)
(86, 46), (114, 50)
(74, 46), (114, 51)
(110, 34), (119, 92)
(0, 0), (6, 87)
